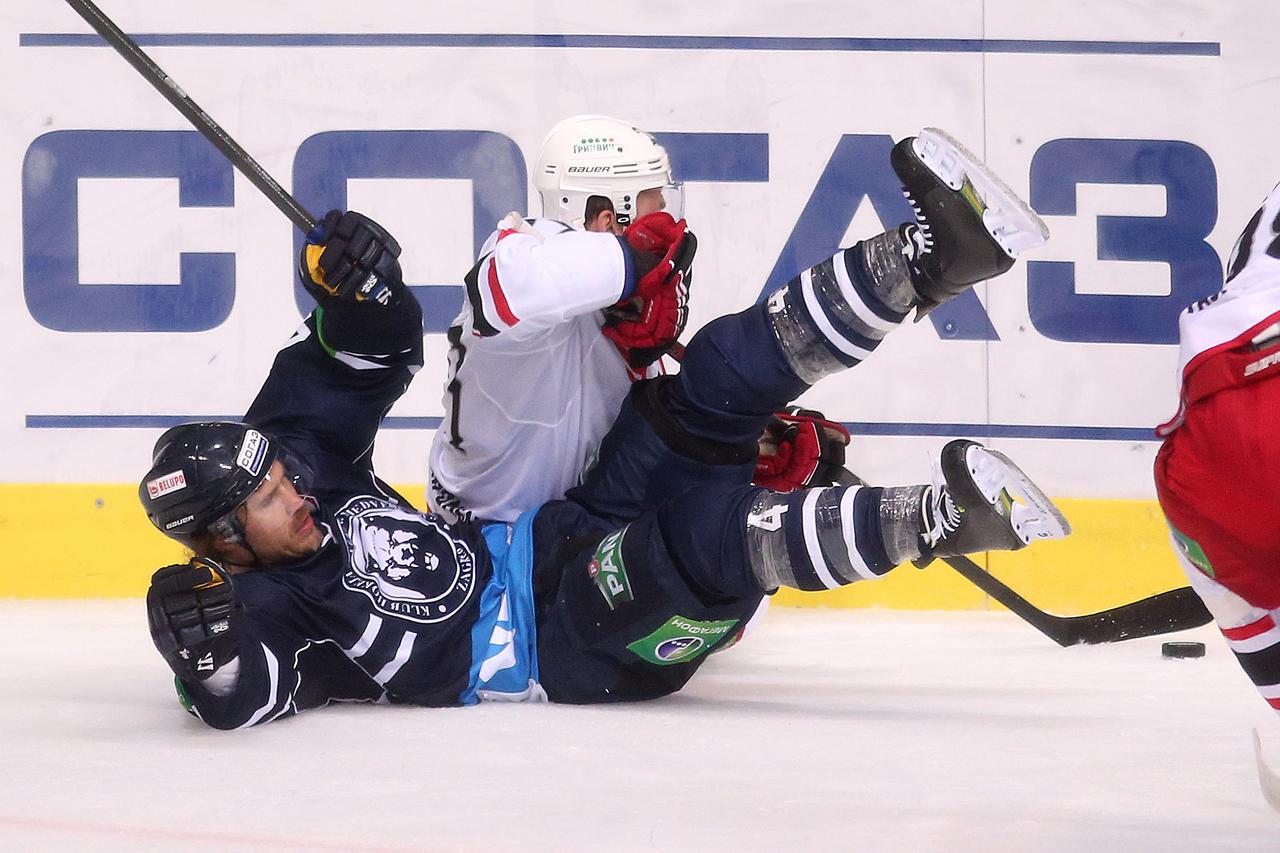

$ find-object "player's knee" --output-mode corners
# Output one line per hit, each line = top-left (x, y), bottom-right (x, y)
(631, 376), (758, 466)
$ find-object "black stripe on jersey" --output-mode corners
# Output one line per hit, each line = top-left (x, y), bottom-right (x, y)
(445, 325), (467, 450)
(1234, 643), (1280, 688)
(534, 217), (573, 235)
(537, 217), (573, 234)
(463, 256), (500, 337)
(1226, 205), (1265, 284)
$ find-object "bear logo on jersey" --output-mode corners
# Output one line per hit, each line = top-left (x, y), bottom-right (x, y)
(335, 496), (477, 624)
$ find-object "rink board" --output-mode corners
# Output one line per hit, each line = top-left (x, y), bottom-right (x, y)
(1, 2), (1271, 603)
(0, 483), (1185, 610)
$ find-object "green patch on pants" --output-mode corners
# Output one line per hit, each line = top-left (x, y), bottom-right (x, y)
(627, 615), (741, 666)
(588, 527), (634, 611)
(1170, 524), (1214, 578)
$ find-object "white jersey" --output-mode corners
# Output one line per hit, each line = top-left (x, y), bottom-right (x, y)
(1159, 182), (1280, 434)
(428, 215), (658, 524)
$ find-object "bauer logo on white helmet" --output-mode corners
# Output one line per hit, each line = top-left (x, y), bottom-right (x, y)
(534, 114), (683, 228)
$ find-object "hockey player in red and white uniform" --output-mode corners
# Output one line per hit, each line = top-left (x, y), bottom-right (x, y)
(427, 115), (848, 526)
(1156, 182), (1280, 715)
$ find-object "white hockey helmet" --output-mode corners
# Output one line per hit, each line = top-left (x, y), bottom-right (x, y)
(534, 114), (684, 229)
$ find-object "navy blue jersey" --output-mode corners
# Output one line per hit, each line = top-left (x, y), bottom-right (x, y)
(175, 296), (500, 729)
(164, 272), (840, 728)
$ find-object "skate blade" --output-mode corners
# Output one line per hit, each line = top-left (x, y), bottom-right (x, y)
(965, 445), (1071, 546)
(912, 128), (1050, 260)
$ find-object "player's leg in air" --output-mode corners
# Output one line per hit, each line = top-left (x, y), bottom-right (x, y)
(535, 129), (1068, 703)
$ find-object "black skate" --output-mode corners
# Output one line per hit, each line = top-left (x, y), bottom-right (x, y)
(915, 439), (1069, 567)
(890, 128), (1049, 315)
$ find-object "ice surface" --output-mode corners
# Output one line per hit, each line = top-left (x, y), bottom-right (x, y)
(1, 601), (1276, 852)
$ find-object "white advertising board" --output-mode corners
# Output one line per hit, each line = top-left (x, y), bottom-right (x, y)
(2, 1), (1274, 503)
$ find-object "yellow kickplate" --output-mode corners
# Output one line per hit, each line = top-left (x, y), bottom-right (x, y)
(0, 488), (1181, 610)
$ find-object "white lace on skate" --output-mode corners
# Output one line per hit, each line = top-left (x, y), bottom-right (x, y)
(920, 471), (963, 549)
(910, 128), (1050, 260)
(962, 444), (1070, 545)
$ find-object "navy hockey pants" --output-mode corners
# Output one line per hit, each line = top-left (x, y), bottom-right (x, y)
(533, 302), (811, 703)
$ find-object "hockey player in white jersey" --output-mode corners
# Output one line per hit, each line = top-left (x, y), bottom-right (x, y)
(427, 115), (849, 525)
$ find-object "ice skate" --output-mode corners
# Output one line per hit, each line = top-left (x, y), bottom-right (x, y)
(914, 439), (1069, 567)
(890, 127), (1049, 315)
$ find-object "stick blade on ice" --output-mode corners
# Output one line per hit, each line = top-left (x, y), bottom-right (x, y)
(1251, 728), (1280, 813)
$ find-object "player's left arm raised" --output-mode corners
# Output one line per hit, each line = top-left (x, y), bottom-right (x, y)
(244, 210), (424, 465)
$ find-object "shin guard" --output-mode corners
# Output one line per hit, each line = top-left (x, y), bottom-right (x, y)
(765, 245), (910, 384)
(745, 486), (896, 592)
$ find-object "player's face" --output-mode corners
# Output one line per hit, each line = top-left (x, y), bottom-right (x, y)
(594, 187), (670, 235)
(635, 186), (667, 219)
(588, 187), (674, 235)
(239, 461), (323, 565)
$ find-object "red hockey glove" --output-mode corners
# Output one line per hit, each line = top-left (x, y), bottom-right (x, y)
(753, 407), (852, 492)
(603, 213), (697, 369)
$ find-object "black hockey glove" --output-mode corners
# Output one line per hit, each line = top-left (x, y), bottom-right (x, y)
(299, 209), (404, 306)
(753, 407), (852, 492)
(146, 558), (239, 682)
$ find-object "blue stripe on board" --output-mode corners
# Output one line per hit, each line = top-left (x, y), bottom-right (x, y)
(25, 415), (1157, 441)
(842, 422), (1157, 442)
(19, 33), (1220, 56)
(24, 415), (444, 430)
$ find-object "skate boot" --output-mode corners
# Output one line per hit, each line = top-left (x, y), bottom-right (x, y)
(890, 128), (1049, 316)
(914, 439), (1070, 567)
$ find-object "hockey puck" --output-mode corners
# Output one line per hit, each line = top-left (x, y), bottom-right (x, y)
(1161, 641), (1206, 659)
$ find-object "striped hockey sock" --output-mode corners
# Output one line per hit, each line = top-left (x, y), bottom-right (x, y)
(764, 234), (913, 385)
(745, 485), (906, 592)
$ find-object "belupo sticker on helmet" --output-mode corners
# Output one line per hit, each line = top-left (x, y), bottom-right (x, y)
(236, 429), (268, 476)
(146, 469), (187, 499)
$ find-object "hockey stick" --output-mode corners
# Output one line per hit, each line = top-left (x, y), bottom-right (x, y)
(830, 468), (1212, 646)
(1252, 729), (1280, 813)
(64, 0), (317, 233)
(930, 549), (1211, 647)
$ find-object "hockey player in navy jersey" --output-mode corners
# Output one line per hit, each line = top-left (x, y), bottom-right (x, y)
(427, 114), (850, 527)
(141, 128), (1068, 729)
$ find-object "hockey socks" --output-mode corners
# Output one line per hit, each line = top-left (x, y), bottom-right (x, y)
(764, 127), (1049, 385)
(743, 440), (1070, 593)
(765, 244), (909, 385)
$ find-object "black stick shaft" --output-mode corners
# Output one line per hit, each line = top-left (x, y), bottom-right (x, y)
(64, 0), (317, 233)
(830, 468), (1210, 644)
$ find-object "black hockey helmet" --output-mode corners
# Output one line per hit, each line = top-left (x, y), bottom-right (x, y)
(139, 421), (279, 543)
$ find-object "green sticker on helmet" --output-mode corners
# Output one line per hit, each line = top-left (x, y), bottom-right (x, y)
(627, 615), (741, 666)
